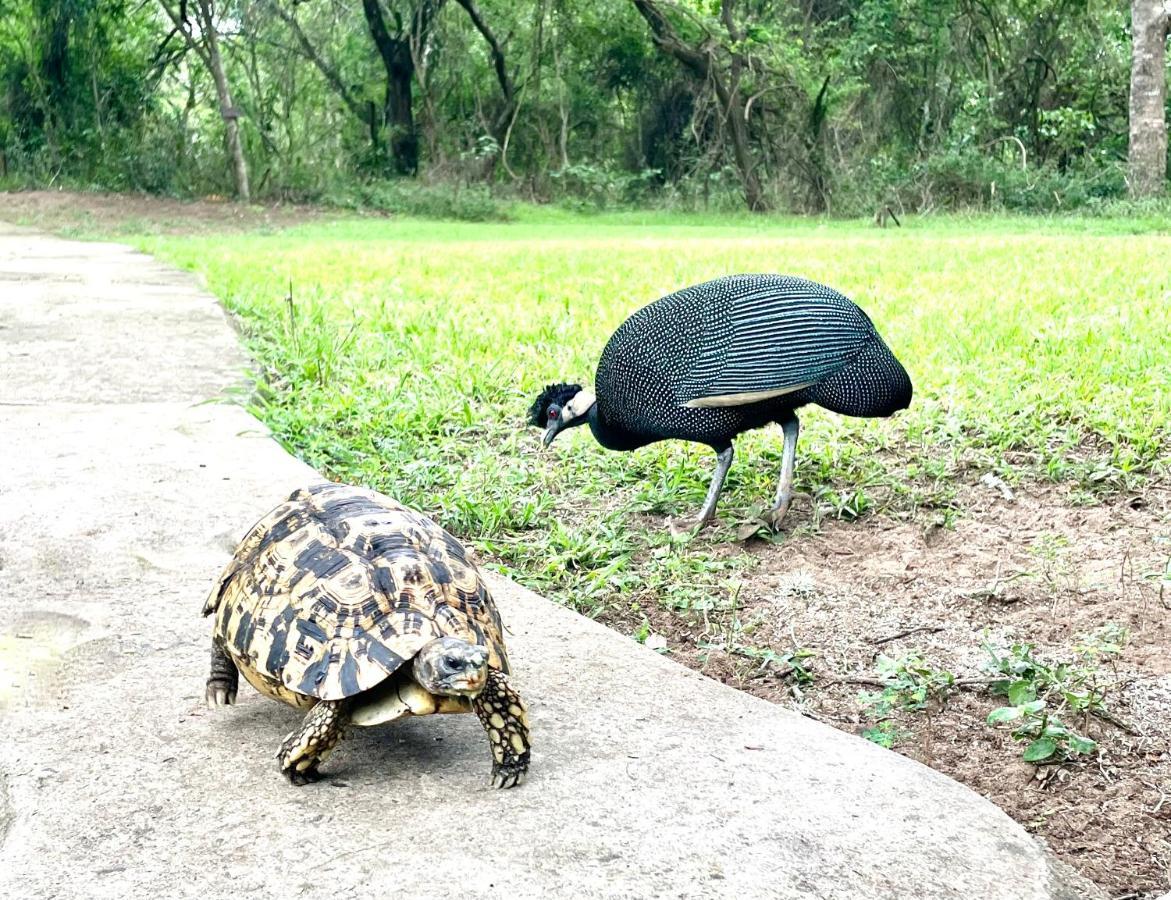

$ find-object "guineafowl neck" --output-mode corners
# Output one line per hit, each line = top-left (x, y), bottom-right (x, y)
(587, 403), (651, 451)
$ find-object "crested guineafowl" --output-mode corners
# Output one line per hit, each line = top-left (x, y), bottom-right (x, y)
(528, 274), (912, 533)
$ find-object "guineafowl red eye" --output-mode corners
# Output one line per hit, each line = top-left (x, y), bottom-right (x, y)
(548, 408), (560, 420)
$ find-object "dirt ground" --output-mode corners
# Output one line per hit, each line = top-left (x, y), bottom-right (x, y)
(0, 188), (349, 234)
(4, 189), (1167, 898)
(623, 480), (1171, 898)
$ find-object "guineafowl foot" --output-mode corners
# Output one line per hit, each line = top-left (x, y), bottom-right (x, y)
(666, 514), (713, 537)
(765, 496), (794, 529)
(667, 445), (734, 538)
(744, 491), (809, 537)
(737, 492), (810, 541)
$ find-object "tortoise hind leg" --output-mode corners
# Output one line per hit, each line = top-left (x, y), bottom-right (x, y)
(473, 669), (531, 789)
(277, 699), (350, 785)
(205, 641), (239, 707)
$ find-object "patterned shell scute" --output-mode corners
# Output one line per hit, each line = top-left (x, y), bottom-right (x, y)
(205, 482), (508, 702)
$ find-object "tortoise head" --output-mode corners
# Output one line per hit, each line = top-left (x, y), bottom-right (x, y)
(528, 382), (596, 447)
(413, 636), (490, 697)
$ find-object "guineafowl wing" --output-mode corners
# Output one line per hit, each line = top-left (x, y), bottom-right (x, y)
(678, 275), (874, 407)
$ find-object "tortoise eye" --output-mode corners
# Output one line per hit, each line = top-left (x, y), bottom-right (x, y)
(443, 655), (462, 671)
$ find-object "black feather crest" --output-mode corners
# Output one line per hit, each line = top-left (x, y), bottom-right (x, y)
(528, 382), (582, 426)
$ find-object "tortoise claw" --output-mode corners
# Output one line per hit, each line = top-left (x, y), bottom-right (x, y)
(205, 644), (239, 708)
(282, 764), (325, 786)
(205, 683), (237, 708)
(491, 761), (528, 789)
(277, 743), (328, 785)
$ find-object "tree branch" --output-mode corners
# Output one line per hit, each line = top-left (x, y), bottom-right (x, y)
(362, 0), (400, 75)
(720, 0), (744, 44)
(631, 0), (710, 78)
(454, 0), (515, 106)
(156, 0), (211, 68)
(268, 1), (373, 126)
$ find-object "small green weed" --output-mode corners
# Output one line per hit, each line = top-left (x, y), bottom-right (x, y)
(985, 698), (1097, 762)
(860, 652), (957, 718)
(732, 645), (818, 684)
(694, 582), (816, 683)
(983, 625), (1129, 763)
(1028, 532), (1074, 589)
(859, 652), (956, 748)
(861, 720), (907, 749)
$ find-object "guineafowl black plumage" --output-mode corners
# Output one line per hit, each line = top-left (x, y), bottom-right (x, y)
(529, 274), (912, 532)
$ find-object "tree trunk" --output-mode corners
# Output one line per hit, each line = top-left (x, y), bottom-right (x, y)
(159, 0), (251, 201)
(452, 0), (517, 180)
(1128, 0), (1170, 198)
(716, 0), (765, 211)
(361, 0), (443, 176)
(386, 51), (418, 175)
(195, 0), (250, 201)
(710, 74), (765, 211)
(453, 0), (516, 142)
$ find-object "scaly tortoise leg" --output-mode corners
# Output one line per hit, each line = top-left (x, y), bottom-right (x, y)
(205, 641), (239, 707)
(472, 668), (531, 789)
(277, 699), (350, 785)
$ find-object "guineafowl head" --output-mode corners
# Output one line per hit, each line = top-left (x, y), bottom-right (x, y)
(528, 382), (595, 446)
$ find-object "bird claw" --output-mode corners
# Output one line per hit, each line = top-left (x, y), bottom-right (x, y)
(736, 518), (771, 542)
(740, 491), (812, 540)
(666, 515), (708, 538)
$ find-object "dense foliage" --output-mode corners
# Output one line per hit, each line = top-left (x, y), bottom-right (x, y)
(0, 0), (1163, 212)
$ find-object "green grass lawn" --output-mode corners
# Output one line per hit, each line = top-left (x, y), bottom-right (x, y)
(130, 212), (1171, 616)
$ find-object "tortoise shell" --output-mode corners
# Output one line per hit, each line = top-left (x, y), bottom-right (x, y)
(203, 482), (508, 703)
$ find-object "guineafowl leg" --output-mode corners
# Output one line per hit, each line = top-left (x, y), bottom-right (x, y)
(765, 413), (801, 528)
(205, 640), (239, 707)
(669, 445), (735, 535)
(277, 699), (351, 785)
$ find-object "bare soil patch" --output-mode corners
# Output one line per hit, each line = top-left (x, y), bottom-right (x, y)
(617, 481), (1171, 898)
(0, 189), (353, 235)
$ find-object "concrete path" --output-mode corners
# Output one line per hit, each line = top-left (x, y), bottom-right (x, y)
(0, 221), (1102, 899)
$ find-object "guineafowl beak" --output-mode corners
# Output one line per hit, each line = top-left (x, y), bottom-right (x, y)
(542, 420), (562, 447)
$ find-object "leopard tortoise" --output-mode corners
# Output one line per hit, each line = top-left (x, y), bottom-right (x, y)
(202, 481), (531, 788)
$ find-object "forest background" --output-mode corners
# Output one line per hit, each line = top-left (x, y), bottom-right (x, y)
(2, 0), (1170, 217)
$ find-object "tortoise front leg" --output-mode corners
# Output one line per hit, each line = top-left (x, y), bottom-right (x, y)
(205, 641), (239, 707)
(472, 669), (531, 789)
(277, 699), (351, 785)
